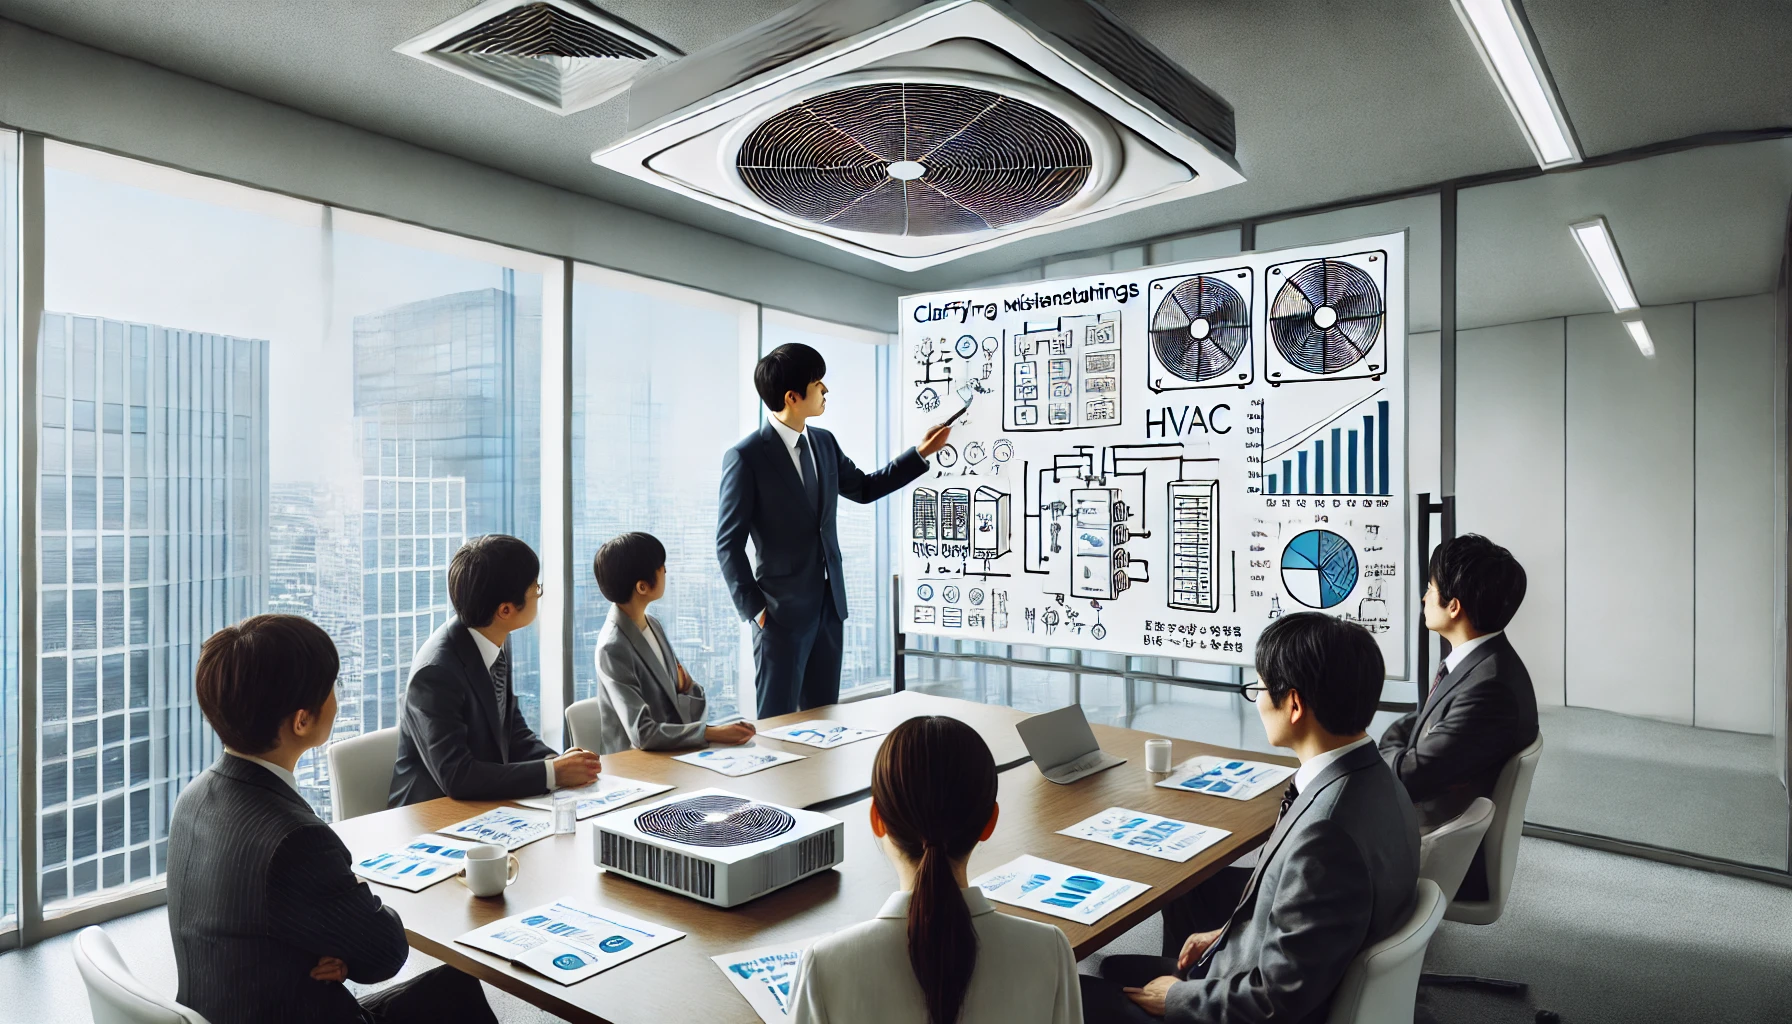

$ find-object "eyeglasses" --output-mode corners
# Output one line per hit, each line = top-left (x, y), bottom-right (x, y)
(1241, 682), (1270, 703)
(533, 581), (544, 598)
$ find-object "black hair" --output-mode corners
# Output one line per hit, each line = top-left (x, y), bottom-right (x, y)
(196, 615), (339, 755)
(593, 532), (667, 604)
(1429, 533), (1527, 632)
(754, 342), (827, 412)
(1255, 612), (1383, 735)
(871, 717), (997, 1024)
(448, 534), (540, 628)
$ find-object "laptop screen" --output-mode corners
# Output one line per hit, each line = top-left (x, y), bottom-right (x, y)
(1016, 704), (1100, 772)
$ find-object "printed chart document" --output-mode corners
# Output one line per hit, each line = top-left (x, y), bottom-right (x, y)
(436, 806), (554, 850)
(458, 901), (682, 985)
(353, 835), (482, 891)
(1155, 756), (1296, 801)
(674, 746), (805, 777)
(1058, 807), (1231, 864)
(759, 721), (884, 750)
(519, 776), (674, 820)
(971, 854), (1149, 926)
(712, 943), (813, 1022)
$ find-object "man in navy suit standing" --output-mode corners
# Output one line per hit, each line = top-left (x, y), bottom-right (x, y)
(719, 342), (950, 719)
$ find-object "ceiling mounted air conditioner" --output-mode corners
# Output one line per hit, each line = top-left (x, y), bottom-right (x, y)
(396, 0), (679, 116)
(593, 0), (1243, 271)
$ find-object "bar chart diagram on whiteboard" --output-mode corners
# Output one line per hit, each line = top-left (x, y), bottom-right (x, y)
(900, 232), (1410, 674)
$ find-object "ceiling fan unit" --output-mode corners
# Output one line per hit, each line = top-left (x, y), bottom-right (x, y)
(593, 0), (1244, 270)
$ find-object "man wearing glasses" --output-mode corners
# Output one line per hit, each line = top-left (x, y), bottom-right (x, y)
(390, 534), (602, 807)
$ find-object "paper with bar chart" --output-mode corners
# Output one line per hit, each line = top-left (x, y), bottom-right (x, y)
(900, 232), (1409, 674)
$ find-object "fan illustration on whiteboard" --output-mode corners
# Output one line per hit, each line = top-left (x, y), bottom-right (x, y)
(1147, 268), (1254, 391)
(1266, 251), (1386, 384)
(1281, 529), (1359, 609)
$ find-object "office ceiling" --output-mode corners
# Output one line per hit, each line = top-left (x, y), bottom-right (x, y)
(0, 0), (1785, 292)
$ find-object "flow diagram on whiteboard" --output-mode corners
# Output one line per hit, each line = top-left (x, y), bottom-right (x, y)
(900, 232), (1411, 675)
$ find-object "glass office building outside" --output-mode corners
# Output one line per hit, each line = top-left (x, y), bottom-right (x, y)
(352, 281), (541, 734)
(37, 312), (267, 909)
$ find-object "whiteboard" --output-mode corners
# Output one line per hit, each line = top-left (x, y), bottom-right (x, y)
(898, 232), (1410, 676)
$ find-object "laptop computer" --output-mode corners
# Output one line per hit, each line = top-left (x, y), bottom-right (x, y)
(1016, 704), (1127, 785)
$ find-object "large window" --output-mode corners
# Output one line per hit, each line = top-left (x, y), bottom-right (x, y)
(570, 267), (757, 716)
(0, 129), (19, 935)
(761, 311), (897, 693)
(36, 143), (557, 914)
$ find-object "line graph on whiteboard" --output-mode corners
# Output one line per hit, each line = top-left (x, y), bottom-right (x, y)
(900, 232), (1410, 675)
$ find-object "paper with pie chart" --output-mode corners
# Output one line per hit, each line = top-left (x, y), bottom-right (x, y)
(456, 900), (684, 985)
(900, 231), (1409, 676)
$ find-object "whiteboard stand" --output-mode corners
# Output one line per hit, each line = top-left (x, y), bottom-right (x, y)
(1415, 492), (1457, 691)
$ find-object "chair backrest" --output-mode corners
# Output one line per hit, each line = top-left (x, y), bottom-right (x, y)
(1324, 879), (1446, 1024)
(73, 926), (211, 1024)
(1446, 732), (1544, 925)
(564, 696), (608, 754)
(1418, 797), (1495, 902)
(327, 726), (400, 822)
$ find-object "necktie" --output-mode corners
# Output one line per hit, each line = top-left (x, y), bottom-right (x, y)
(795, 433), (821, 513)
(1430, 660), (1449, 696)
(490, 650), (509, 721)
(1277, 780), (1300, 821)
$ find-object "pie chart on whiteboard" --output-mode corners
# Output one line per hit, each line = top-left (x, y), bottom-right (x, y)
(1281, 529), (1358, 609)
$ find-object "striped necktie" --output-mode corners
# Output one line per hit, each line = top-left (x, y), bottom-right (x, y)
(490, 649), (509, 722)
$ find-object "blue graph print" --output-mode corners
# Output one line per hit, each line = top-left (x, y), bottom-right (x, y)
(1281, 529), (1358, 609)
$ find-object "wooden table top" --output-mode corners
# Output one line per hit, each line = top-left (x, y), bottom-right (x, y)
(595, 690), (1034, 812)
(332, 696), (1294, 1024)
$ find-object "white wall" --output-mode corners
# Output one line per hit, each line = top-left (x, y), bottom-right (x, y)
(1694, 293), (1779, 731)
(0, 18), (904, 332)
(1458, 295), (1780, 732)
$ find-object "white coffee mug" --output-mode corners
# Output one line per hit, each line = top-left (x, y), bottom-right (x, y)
(1145, 738), (1173, 773)
(462, 843), (519, 898)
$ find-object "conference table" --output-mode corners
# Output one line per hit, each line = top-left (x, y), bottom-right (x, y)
(332, 691), (1294, 1024)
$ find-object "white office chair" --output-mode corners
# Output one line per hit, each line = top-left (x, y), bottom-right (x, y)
(1418, 797), (1495, 902)
(1324, 879), (1446, 1024)
(73, 926), (211, 1024)
(564, 696), (607, 754)
(1447, 734), (1543, 925)
(327, 726), (400, 822)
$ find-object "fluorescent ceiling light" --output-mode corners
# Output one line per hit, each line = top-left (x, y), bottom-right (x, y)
(1449, 0), (1580, 167)
(1622, 319), (1655, 358)
(1570, 217), (1640, 312)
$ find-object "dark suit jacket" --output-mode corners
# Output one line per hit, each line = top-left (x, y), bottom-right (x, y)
(168, 755), (409, 1024)
(388, 618), (558, 807)
(1168, 741), (1420, 1024)
(717, 420), (926, 625)
(1378, 633), (1538, 899)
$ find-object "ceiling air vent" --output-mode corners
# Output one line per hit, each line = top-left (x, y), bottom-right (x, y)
(594, 0), (1243, 271)
(396, 0), (679, 116)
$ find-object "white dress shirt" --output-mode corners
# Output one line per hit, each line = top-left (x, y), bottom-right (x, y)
(1293, 734), (1376, 793)
(228, 750), (301, 797)
(766, 415), (826, 579)
(1442, 630), (1502, 675)
(788, 886), (1081, 1024)
(469, 628), (557, 789)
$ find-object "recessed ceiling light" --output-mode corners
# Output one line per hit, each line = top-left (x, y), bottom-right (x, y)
(1621, 319), (1655, 358)
(1570, 217), (1639, 313)
(1449, 0), (1580, 168)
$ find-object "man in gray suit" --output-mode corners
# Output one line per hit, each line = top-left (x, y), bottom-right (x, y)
(168, 614), (497, 1024)
(389, 535), (601, 806)
(1082, 613), (1419, 1024)
(590, 532), (756, 753)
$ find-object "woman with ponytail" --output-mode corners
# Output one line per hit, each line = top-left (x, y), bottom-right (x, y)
(789, 716), (1081, 1024)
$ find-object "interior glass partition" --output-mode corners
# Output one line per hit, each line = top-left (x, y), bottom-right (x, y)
(1456, 137), (1792, 872)
(0, 129), (20, 937)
